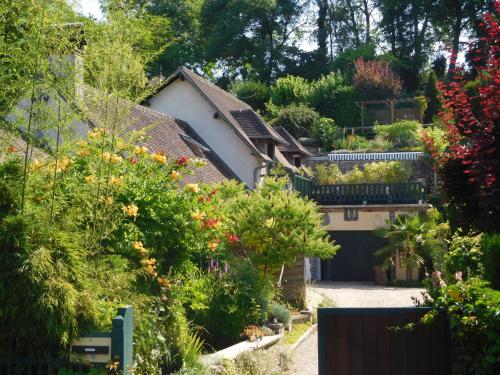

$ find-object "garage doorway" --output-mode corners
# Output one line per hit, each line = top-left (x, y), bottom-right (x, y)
(322, 231), (387, 281)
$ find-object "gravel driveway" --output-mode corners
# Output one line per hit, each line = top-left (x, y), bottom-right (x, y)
(308, 281), (425, 308)
(289, 282), (426, 375)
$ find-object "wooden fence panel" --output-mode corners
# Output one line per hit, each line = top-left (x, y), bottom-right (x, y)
(318, 308), (451, 375)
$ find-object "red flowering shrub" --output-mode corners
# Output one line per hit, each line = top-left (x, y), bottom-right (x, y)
(433, 5), (500, 231)
(353, 58), (402, 100)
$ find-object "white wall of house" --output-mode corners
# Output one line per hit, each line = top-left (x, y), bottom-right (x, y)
(148, 80), (263, 188)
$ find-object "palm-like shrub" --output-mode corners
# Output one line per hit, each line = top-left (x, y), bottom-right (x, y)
(375, 209), (449, 276)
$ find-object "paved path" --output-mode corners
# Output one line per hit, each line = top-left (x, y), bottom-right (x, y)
(289, 282), (425, 375)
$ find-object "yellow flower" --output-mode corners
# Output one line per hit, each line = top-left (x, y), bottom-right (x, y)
(31, 158), (44, 170)
(132, 241), (143, 250)
(191, 210), (204, 221)
(151, 153), (167, 164)
(169, 170), (180, 180)
(105, 196), (114, 205)
(110, 176), (124, 186)
(123, 204), (139, 218)
(85, 175), (95, 184)
(88, 128), (107, 138)
(102, 152), (111, 161)
(208, 241), (219, 251)
(115, 139), (126, 151)
(78, 149), (90, 157)
(186, 183), (199, 193)
(57, 157), (72, 172)
(146, 258), (157, 267)
(76, 140), (88, 148)
(110, 154), (122, 163)
(157, 277), (170, 288)
(134, 145), (148, 155)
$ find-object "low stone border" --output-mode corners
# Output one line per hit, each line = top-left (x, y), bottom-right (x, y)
(287, 324), (317, 353)
(201, 334), (283, 366)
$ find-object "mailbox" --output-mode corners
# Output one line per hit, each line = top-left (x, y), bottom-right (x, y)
(69, 306), (133, 373)
(70, 334), (111, 364)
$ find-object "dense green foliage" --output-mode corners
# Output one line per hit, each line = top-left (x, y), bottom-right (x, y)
(373, 120), (424, 149)
(315, 161), (412, 185)
(212, 178), (339, 276)
(423, 277), (500, 374)
(231, 80), (271, 112)
(481, 234), (500, 290)
(270, 103), (320, 138)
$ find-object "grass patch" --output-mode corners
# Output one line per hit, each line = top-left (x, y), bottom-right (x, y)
(283, 322), (312, 345)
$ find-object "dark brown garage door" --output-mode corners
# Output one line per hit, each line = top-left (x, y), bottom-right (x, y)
(322, 231), (387, 281)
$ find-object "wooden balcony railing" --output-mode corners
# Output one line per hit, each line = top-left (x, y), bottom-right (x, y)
(293, 175), (424, 205)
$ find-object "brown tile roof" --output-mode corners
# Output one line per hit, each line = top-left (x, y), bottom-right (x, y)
(148, 66), (287, 158)
(273, 126), (312, 157)
(0, 128), (48, 162)
(82, 88), (236, 185)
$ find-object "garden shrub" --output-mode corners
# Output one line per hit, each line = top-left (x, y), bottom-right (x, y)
(353, 58), (402, 100)
(334, 134), (373, 151)
(423, 277), (500, 374)
(307, 72), (345, 118)
(268, 75), (310, 107)
(315, 161), (411, 185)
(443, 231), (484, 281)
(269, 103), (320, 138)
(214, 178), (338, 277)
(319, 84), (360, 128)
(481, 234), (500, 289)
(374, 120), (423, 149)
(269, 303), (291, 325)
(219, 349), (290, 375)
(0, 132), (237, 372)
(171, 259), (276, 350)
(311, 117), (337, 151)
(420, 125), (448, 158)
(231, 80), (270, 112)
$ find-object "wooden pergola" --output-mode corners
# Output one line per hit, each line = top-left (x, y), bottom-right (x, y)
(354, 98), (425, 134)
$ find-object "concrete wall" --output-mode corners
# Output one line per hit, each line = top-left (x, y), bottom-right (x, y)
(321, 205), (428, 231)
(148, 80), (264, 188)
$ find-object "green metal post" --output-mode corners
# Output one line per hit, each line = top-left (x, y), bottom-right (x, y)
(111, 305), (133, 374)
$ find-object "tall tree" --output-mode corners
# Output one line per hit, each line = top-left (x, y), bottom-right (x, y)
(324, 0), (376, 57)
(377, 0), (435, 92)
(200, 0), (307, 82)
(431, 0), (492, 75)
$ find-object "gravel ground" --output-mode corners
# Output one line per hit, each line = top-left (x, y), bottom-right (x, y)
(289, 282), (426, 375)
(308, 281), (425, 308)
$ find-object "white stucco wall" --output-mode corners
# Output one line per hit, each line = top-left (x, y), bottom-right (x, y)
(148, 80), (262, 188)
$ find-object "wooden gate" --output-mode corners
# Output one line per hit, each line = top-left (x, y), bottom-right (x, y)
(318, 308), (451, 375)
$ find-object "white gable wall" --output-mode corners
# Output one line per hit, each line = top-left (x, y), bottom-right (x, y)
(148, 79), (263, 188)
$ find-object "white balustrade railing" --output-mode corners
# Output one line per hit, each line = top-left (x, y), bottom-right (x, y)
(328, 151), (423, 162)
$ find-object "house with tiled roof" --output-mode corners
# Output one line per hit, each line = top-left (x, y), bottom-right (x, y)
(81, 87), (236, 185)
(143, 66), (305, 188)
